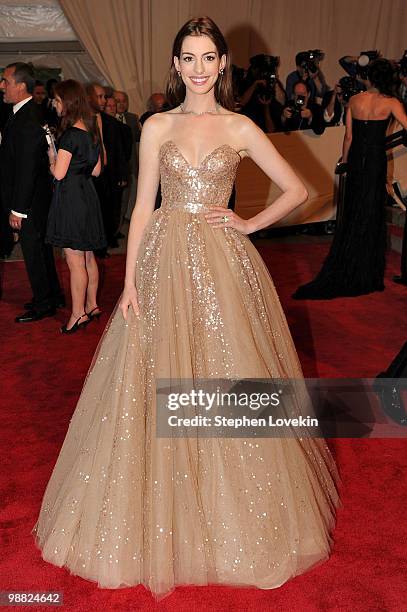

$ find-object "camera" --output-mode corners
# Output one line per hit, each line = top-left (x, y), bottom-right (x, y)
(297, 50), (324, 75)
(337, 76), (365, 102)
(356, 50), (380, 79)
(287, 95), (306, 117)
(249, 54), (280, 97)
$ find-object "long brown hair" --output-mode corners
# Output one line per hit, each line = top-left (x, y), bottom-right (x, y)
(55, 79), (97, 141)
(166, 16), (234, 111)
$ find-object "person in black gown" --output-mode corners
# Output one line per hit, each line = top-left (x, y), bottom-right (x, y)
(46, 80), (106, 333)
(293, 59), (407, 300)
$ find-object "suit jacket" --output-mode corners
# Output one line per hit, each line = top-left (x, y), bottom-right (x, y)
(100, 112), (131, 184)
(42, 98), (59, 129)
(123, 111), (140, 175)
(283, 100), (325, 135)
(123, 111), (141, 143)
(0, 99), (52, 230)
(0, 96), (12, 134)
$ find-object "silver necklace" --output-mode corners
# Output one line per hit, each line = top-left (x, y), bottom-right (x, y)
(179, 102), (219, 115)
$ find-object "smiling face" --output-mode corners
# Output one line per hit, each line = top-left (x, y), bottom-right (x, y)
(174, 34), (226, 96)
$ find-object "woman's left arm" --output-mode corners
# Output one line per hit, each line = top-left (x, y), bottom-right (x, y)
(206, 117), (307, 233)
(391, 98), (407, 130)
(341, 105), (353, 163)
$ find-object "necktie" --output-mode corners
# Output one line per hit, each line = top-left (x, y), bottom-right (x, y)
(118, 114), (124, 122)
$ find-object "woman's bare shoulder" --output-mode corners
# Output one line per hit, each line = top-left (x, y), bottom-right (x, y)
(348, 92), (365, 106)
(221, 110), (257, 133)
(141, 112), (176, 141)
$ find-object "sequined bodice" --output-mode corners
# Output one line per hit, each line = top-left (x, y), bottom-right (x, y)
(159, 140), (240, 212)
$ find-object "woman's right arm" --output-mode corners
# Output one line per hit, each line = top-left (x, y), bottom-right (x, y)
(119, 115), (162, 319)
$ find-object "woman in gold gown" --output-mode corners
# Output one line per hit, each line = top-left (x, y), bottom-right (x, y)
(34, 17), (340, 599)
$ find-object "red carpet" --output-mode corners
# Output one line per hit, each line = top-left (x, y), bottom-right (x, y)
(0, 240), (406, 611)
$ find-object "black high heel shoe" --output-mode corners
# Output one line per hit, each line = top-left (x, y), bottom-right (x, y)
(61, 313), (90, 334)
(86, 306), (102, 321)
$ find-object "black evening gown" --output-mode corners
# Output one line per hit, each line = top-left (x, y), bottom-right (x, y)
(293, 118), (389, 299)
(46, 127), (106, 251)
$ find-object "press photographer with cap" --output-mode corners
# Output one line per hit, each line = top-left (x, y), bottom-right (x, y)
(285, 50), (329, 104)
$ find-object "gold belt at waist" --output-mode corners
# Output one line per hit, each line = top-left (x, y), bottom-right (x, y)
(164, 201), (226, 213)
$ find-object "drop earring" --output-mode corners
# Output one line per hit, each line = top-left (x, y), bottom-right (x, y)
(177, 71), (181, 77)
(219, 68), (224, 76)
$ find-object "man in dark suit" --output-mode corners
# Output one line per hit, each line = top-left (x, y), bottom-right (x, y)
(0, 62), (62, 321)
(0, 90), (14, 260)
(105, 94), (133, 239)
(113, 90), (141, 227)
(86, 83), (131, 254)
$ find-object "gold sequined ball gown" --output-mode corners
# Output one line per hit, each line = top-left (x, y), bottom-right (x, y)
(34, 140), (340, 598)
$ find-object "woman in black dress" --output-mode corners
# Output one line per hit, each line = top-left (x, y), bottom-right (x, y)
(46, 80), (106, 332)
(293, 59), (407, 299)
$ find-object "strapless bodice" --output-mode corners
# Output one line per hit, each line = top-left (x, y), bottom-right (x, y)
(351, 118), (389, 146)
(159, 140), (240, 212)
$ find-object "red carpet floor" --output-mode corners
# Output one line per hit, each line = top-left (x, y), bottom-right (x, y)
(0, 240), (406, 612)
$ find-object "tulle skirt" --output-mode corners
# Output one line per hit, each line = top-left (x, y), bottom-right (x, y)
(34, 207), (340, 598)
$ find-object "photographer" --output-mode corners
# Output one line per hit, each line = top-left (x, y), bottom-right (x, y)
(339, 51), (379, 89)
(286, 50), (329, 103)
(398, 52), (407, 108)
(240, 54), (286, 132)
(323, 77), (365, 126)
(282, 80), (325, 134)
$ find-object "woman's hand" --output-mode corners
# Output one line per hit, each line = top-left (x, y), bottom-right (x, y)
(119, 284), (140, 320)
(205, 206), (252, 234)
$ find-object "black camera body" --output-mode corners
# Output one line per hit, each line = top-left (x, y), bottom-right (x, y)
(287, 95), (306, 118)
(297, 49), (324, 75)
(249, 54), (280, 97)
(337, 76), (365, 102)
(356, 50), (380, 80)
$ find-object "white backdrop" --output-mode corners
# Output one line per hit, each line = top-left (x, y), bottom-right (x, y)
(0, 0), (105, 83)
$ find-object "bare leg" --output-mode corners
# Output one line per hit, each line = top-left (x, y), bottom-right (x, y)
(64, 248), (89, 329)
(85, 251), (101, 314)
